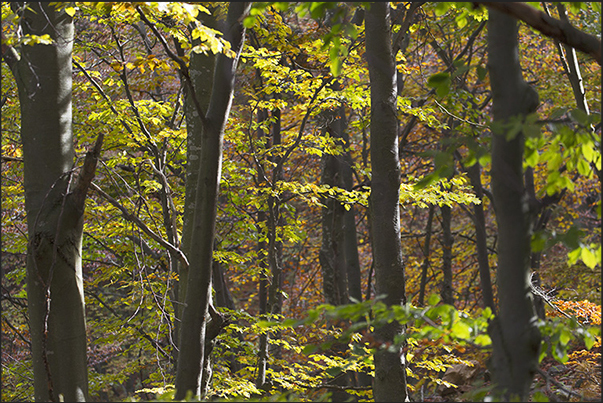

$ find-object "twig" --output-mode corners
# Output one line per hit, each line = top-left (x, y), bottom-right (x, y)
(84, 290), (172, 361)
(90, 182), (189, 268)
(529, 273), (575, 322)
(536, 367), (583, 400)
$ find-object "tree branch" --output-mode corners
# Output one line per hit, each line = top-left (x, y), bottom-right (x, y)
(90, 182), (189, 268)
(1, 30), (20, 74)
(84, 290), (172, 361)
(479, 2), (601, 65)
(135, 5), (210, 129)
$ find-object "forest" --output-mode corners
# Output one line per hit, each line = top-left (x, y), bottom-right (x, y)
(0, 2), (601, 402)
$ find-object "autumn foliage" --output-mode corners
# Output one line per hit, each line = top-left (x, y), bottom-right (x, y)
(1, 2), (601, 402)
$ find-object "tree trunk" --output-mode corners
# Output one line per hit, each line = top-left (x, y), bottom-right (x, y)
(487, 9), (542, 401)
(440, 205), (454, 305)
(418, 206), (435, 306)
(365, 3), (408, 401)
(320, 116), (349, 307)
(175, 3), (250, 399)
(3, 3), (92, 401)
(556, 2), (590, 115)
(255, 106), (285, 389)
(177, 6), (218, 356)
(465, 162), (496, 311)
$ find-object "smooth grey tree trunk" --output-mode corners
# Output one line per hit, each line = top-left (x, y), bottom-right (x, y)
(365, 3), (408, 401)
(3, 3), (93, 401)
(177, 7), (217, 349)
(487, 9), (542, 401)
(175, 3), (251, 399)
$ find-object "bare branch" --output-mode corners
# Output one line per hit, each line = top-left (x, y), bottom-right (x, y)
(90, 182), (189, 268)
(135, 5), (210, 129)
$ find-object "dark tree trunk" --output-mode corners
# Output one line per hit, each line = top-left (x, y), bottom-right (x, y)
(418, 206), (435, 306)
(440, 205), (454, 305)
(465, 162), (496, 311)
(365, 3), (408, 401)
(256, 107), (285, 389)
(486, 9), (542, 401)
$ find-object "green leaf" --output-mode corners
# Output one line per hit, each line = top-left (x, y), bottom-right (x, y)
(243, 16), (257, 28)
(476, 65), (487, 81)
(455, 10), (468, 28)
(531, 231), (547, 252)
(345, 23), (358, 40)
(525, 147), (539, 167)
(427, 293), (441, 306)
(330, 55), (342, 77)
(474, 334), (491, 347)
(302, 345), (319, 355)
(532, 391), (549, 402)
(580, 246), (598, 269)
(427, 72), (451, 97)
(413, 173), (438, 190)
(451, 321), (471, 339)
(570, 108), (589, 125)
(559, 328), (571, 346)
(568, 2), (585, 13)
(435, 2), (452, 16)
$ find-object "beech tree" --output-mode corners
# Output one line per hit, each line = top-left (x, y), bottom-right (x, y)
(167, 2), (251, 399)
(1, 2), (600, 402)
(1, 2), (101, 401)
(365, 2), (408, 401)
(486, 8), (542, 400)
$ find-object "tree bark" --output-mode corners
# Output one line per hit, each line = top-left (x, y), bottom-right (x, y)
(481, 2), (601, 65)
(177, 6), (218, 355)
(3, 3), (92, 401)
(555, 4), (590, 114)
(440, 205), (454, 305)
(175, 3), (250, 399)
(256, 107), (285, 389)
(465, 162), (496, 311)
(418, 206), (435, 306)
(487, 9), (542, 401)
(320, 113), (349, 307)
(365, 3), (408, 401)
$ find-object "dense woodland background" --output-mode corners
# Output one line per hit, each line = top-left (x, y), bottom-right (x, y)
(1, 2), (601, 402)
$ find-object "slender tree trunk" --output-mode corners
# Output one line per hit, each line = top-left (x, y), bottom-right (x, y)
(255, 107), (271, 389)
(440, 205), (454, 305)
(365, 3), (408, 401)
(465, 162), (496, 311)
(175, 3), (250, 399)
(266, 107), (285, 367)
(487, 9), (542, 401)
(2, 3), (94, 401)
(418, 205), (435, 306)
(256, 106), (285, 389)
(554, 3), (590, 115)
(336, 107), (363, 304)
